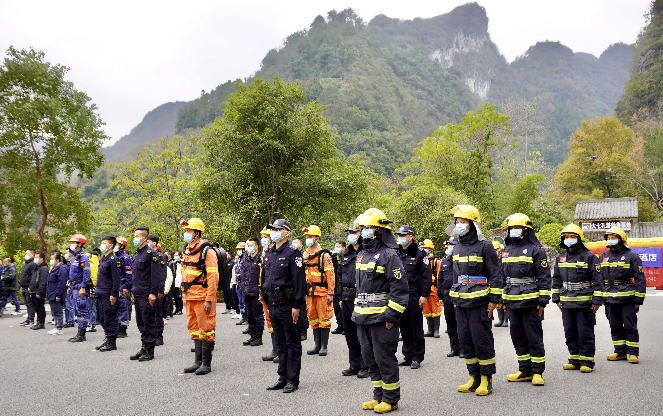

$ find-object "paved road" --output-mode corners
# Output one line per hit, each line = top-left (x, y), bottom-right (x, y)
(2, 296), (662, 415)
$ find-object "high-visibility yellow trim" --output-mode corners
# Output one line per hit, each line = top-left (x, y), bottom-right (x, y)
(613, 340), (626, 346)
(559, 296), (592, 302)
(309, 319), (320, 325)
(450, 288), (490, 299)
(635, 292), (645, 298)
(569, 354), (580, 360)
(603, 291), (635, 297)
(465, 357), (479, 364)
(539, 290), (551, 296)
(357, 262), (385, 273)
(517, 354), (531, 361)
(531, 356), (545, 363)
(206, 267), (218, 273)
(626, 341), (640, 347)
(199, 329), (215, 339)
(187, 270), (202, 276)
(593, 291), (603, 297)
(354, 306), (387, 315)
(388, 300), (406, 313)
(558, 262), (588, 268)
(489, 287), (503, 294)
(190, 331), (200, 337)
(453, 255), (484, 263)
(502, 292), (540, 301)
(552, 289), (560, 294)
(600, 262), (629, 268)
(382, 381), (400, 390)
(372, 380), (382, 387)
(319, 320), (331, 326)
(579, 355), (594, 362)
(502, 256), (533, 263)
(479, 357), (496, 365)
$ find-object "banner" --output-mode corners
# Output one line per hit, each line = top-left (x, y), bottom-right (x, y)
(632, 247), (663, 268)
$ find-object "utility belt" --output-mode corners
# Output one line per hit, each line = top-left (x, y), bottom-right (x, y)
(506, 277), (537, 285)
(563, 281), (592, 290)
(356, 292), (389, 303)
(181, 278), (208, 295)
(263, 286), (295, 305)
(342, 286), (356, 294)
(458, 275), (488, 284)
(306, 282), (328, 297)
(604, 279), (633, 286)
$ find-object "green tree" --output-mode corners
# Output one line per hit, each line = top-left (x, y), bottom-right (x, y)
(198, 77), (373, 242)
(0, 47), (107, 252)
(507, 174), (545, 217)
(537, 223), (564, 251)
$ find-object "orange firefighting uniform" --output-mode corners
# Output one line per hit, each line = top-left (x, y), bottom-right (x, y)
(182, 239), (219, 342)
(423, 255), (443, 318)
(260, 248), (273, 334)
(303, 243), (335, 329)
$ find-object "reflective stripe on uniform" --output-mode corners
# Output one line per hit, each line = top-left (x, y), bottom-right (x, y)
(382, 381), (400, 390)
(635, 292), (645, 298)
(450, 288), (489, 299)
(603, 290), (635, 298)
(357, 262), (385, 273)
(552, 289), (560, 294)
(489, 287), (503, 294)
(372, 380), (382, 388)
(502, 256), (533, 263)
(453, 255), (484, 263)
(502, 292), (540, 301)
(309, 319), (320, 325)
(626, 341), (639, 347)
(569, 354), (580, 360)
(199, 329), (215, 339)
(613, 340), (626, 346)
(559, 296), (592, 302)
(354, 305), (387, 315)
(531, 356), (545, 363)
(579, 355), (594, 362)
(190, 330), (200, 337)
(465, 357), (479, 364)
(517, 354), (531, 361)
(558, 262), (588, 268)
(388, 300), (406, 313)
(479, 357), (496, 365)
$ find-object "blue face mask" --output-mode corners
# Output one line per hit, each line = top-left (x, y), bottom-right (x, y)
(607, 239), (619, 247)
(261, 237), (269, 248)
(305, 238), (315, 247)
(509, 229), (523, 239)
(347, 234), (359, 245)
(100, 244), (107, 252)
(456, 223), (469, 236)
(332, 248), (341, 254)
(64, 253), (70, 261)
(564, 238), (577, 247)
(270, 230), (283, 243)
(246, 246), (255, 255)
(113, 245), (119, 253)
(184, 233), (193, 243)
(174, 255), (180, 261)
(133, 238), (141, 247)
(445, 247), (453, 255)
(397, 236), (408, 246)
(361, 228), (374, 239)
(236, 250), (242, 256)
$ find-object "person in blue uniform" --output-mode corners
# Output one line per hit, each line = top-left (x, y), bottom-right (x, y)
(95, 236), (122, 352)
(67, 234), (92, 343)
(438, 238), (462, 358)
(241, 238), (265, 347)
(114, 236), (133, 338)
(147, 234), (167, 346)
(263, 219), (306, 394)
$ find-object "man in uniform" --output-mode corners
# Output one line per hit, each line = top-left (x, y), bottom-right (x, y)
(395, 225), (432, 370)
(291, 237), (309, 341)
(438, 238), (462, 357)
(241, 237), (265, 347)
(500, 214), (551, 386)
(600, 226), (645, 364)
(259, 227), (278, 362)
(18, 249), (36, 327)
(180, 218), (219, 375)
(302, 225), (335, 357)
(552, 224), (602, 373)
(115, 236), (133, 338)
(263, 219), (306, 393)
(147, 234), (167, 346)
(95, 236), (122, 352)
(420, 239), (443, 338)
(353, 209), (408, 413)
(67, 234), (92, 342)
(129, 226), (161, 362)
(331, 241), (345, 335)
(449, 205), (503, 396)
(339, 225), (368, 378)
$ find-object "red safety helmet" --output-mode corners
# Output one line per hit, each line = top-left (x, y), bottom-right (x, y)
(69, 234), (87, 245)
(236, 242), (246, 249)
(116, 236), (128, 248)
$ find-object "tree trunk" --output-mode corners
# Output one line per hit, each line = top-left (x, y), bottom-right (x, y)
(30, 133), (48, 253)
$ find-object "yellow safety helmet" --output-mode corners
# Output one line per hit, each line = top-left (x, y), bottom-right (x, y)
(492, 241), (501, 250)
(604, 226), (627, 242)
(450, 205), (481, 224)
(420, 239), (434, 250)
(561, 224), (585, 242)
(181, 218), (205, 233)
(302, 225), (322, 237)
(260, 227), (270, 236)
(353, 208), (393, 229)
(501, 213), (534, 230)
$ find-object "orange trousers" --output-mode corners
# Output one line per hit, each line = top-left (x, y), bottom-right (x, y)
(423, 286), (442, 318)
(306, 295), (333, 329)
(186, 300), (216, 342)
(262, 302), (273, 333)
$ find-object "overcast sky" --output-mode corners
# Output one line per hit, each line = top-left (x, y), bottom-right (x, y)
(0, 0), (651, 146)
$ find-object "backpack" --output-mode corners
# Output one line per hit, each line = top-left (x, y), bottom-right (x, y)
(181, 242), (228, 294)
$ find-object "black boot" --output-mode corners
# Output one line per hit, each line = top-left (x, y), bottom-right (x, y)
(195, 341), (214, 375)
(331, 324), (344, 335)
(99, 336), (117, 352)
(251, 329), (263, 346)
(242, 326), (251, 334)
(69, 328), (86, 343)
(130, 342), (146, 360)
(307, 329), (321, 355)
(96, 337), (109, 350)
(433, 316), (441, 338)
(262, 333), (278, 361)
(184, 340), (203, 373)
(117, 327), (128, 338)
(494, 309), (504, 327)
(299, 327), (307, 341)
(155, 331), (164, 346)
(139, 342), (155, 361)
(318, 328), (330, 356)
(243, 329), (255, 346)
(503, 310), (509, 327)
(424, 317), (434, 337)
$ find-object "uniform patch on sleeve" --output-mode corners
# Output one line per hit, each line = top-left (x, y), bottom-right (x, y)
(327, 256), (333, 264)
(602, 257), (609, 262)
(117, 262), (121, 268)
(541, 259), (547, 268)
(639, 266), (643, 273)
(295, 257), (303, 267)
(423, 257), (429, 265)
(161, 260), (165, 265)
(559, 257), (566, 263)
(502, 252), (509, 258)
(393, 268), (402, 279)
(153, 256), (158, 262)
(596, 264), (601, 273)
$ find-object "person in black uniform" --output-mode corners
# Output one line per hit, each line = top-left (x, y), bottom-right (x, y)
(147, 234), (167, 346)
(438, 238), (462, 357)
(395, 225), (432, 370)
(331, 241), (345, 335)
(129, 226), (161, 362)
(500, 214), (551, 386)
(263, 219), (306, 394)
(291, 237), (309, 341)
(241, 238), (265, 347)
(353, 209), (409, 414)
(338, 225), (369, 378)
(95, 236), (122, 352)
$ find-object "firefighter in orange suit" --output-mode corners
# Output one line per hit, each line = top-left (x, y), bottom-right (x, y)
(302, 225), (335, 356)
(260, 227), (278, 363)
(420, 239), (443, 338)
(180, 218), (219, 375)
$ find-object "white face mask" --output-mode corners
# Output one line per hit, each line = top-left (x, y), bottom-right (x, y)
(270, 230), (283, 243)
(70, 243), (77, 252)
(25, 254), (31, 261)
(50, 259), (55, 266)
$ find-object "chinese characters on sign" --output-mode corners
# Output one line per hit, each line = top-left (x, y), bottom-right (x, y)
(580, 221), (632, 231)
(632, 247), (663, 268)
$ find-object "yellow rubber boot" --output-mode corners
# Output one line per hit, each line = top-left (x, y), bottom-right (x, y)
(362, 400), (379, 410)
(563, 363), (577, 370)
(607, 353), (627, 361)
(580, 366), (592, 373)
(458, 376), (480, 392)
(475, 375), (493, 396)
(532, 374), (545, 386)
(629, 355), (639, 364)
(507, 371), (533, 382)
(374, 402), (398, 413)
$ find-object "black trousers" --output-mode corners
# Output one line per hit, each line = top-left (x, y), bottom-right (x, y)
(605, 302), (639, 356)
(333, 293), (343, 326)
(134, 295), (157, 344)
(30, 293), (46, 324)
(298, 307), (309, 330)
(269, 302), (302, 386)
(358, 321), (400, 404)
(174, 287), (183, 312)
(156, 296), (164, 332)
(98, 296), (119, 337)
(456, 304), (496, 375)
(508, 307), (545, 373)
(562, 307), (596, 367)
(342, 297), (365, 369)
(400, 293), (425, 362)
(162, 289), (173, 317)
(245, 294), (265, 330)
(222, 288), (233, 310)
(443, 292), (460, 353)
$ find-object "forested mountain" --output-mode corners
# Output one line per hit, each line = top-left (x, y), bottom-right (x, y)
(103, 3), (633, 172)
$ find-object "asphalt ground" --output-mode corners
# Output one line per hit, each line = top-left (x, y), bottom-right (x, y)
(2, 296), (662, 416)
